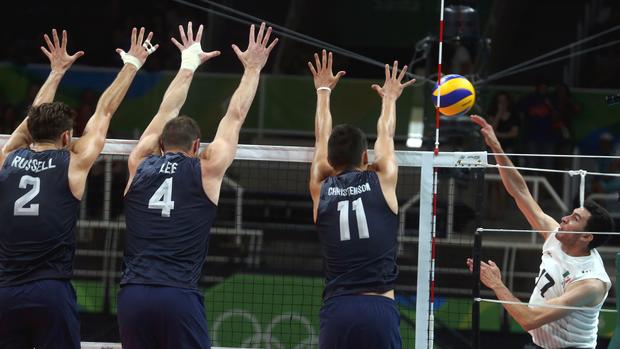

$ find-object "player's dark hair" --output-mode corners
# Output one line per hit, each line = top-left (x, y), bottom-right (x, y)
(327, 124), (368, 169)
(583, 200), (615, 249)
(160, 116), (201, 152)
(27, 102), (75, 142)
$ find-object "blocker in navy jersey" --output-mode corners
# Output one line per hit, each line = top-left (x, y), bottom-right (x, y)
(0, 148), (81, 348)
(122, 152), (217, 289)
(0, 148), (80, 286)
(316, 170), (399, 300)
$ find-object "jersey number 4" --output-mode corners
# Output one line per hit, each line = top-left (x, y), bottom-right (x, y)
(148, 177), (175, 217)
(337, 198), (370, 241)
(14, 175), (40, 216)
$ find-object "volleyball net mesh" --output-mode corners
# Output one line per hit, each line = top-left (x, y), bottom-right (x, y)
(3, 135), (534, 348)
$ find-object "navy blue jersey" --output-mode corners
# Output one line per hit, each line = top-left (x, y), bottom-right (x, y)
(317, 170), (399, 300)
(122, 153), (217, 290)
(0, 148), (79, 287)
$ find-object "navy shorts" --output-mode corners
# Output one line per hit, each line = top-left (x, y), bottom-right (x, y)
(118, 284), (210, 349)
(319, 294), (401, 349)
(0, 279), (80, 349)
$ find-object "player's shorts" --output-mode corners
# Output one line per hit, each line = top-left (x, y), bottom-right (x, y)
(118, 284), (210, 349)
(0, 279), (80, 349)
(319, 294), (401, 349)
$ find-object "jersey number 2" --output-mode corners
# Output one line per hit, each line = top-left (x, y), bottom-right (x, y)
(337, 198), (370, 241)
(14, 175), (40, 216)
(149, 178), (175, 217)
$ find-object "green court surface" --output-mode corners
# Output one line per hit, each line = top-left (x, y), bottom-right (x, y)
(73, 274), (616, 347)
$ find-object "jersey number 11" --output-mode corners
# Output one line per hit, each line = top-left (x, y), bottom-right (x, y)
(337, 198), (370, 241)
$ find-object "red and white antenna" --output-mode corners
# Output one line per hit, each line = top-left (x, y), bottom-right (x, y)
(429, 0), (446, 346)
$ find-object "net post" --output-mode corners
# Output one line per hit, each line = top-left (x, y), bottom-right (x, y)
(415, 153), (434, 349)
(472, 228), (482, 349)
(471, 166), (484, 348)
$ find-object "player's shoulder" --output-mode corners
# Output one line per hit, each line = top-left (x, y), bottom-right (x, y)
(5, 147), (32, 157)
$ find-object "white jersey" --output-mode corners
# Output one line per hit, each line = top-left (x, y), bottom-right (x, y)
(529, 232), (611, 348)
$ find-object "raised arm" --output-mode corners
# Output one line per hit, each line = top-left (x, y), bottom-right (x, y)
(471, 115), (559, 239)
(127, 22), (220, 177)
(307, 50), (345, 221)
(200, 22), (278, 205)
(69, 27), (156, 199)
(467, 258), (607, 331)
(370, 61), (415, 213)
(0, 29), (84, 166)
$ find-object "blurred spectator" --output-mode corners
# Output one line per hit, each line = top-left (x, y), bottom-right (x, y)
(75, 90), (98, 136)
(486, 91), (519, 218)
(551, 83), (579, 151)
(518, 81), (554, 168)
(16, 83), (41, 117)
(1, 105), (20, 134)
(487, 91), (519, 153)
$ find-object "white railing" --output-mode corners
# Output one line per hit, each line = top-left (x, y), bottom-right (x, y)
(486, 173), (569, 243)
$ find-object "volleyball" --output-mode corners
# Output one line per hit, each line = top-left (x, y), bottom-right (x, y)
(431, 74), (476, 116)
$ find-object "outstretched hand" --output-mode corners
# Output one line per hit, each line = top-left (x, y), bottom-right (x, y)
(116, 27), (158, 67)
(470, 115), (501, 149)
(307, 50), (346, 90)
(371, 61), (415, 99)
(232, 22), (278, 71)
(171, 22), (220, 65)
(466, 258), (504, 291)
(40, 29), (84, 74)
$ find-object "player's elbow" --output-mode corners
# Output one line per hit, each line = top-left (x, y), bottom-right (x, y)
(520, 313), (551, 332)
(520, 320), (537, 332)
(508, 186), (534, 208)
(226, 106), (245, 122)
(377, 124), (395, 139)
(94, 104), (114, 120)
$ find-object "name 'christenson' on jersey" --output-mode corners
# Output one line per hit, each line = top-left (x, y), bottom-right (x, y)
(327, 182), (371, 197)
(10, 155), (56, 173)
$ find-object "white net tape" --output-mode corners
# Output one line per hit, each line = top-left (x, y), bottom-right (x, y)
(81, 344), (255, 349)
(474, 298), (617, 313)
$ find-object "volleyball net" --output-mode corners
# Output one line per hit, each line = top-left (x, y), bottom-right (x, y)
(3, 135), (618, 348)
(0, 135), (491, 348)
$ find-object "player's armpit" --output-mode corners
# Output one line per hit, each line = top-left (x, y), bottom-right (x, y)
(372, 156), (398, 214)
(309, 159), (333, 222)
(199, 138), (237, 205)
(128, 134), (160, 173)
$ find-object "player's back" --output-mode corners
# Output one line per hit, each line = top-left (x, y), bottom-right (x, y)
(122, 153), (216, 290)
(316, 169), (398, 300)
(0, 148), (79, 286)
